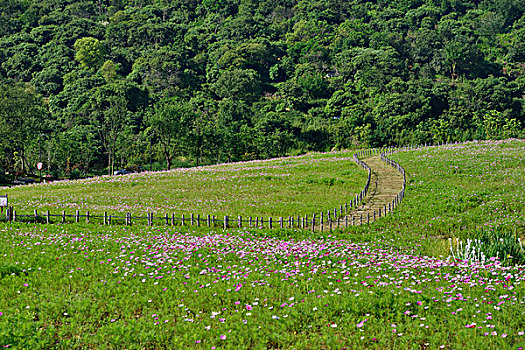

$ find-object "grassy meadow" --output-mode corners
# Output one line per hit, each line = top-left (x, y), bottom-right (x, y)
(2, 151), (366, 218)
(1, 140), (525, 349)
(389, 139), (525, 238)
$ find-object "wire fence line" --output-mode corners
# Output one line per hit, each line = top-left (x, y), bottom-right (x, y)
(3, 145), (420, 231)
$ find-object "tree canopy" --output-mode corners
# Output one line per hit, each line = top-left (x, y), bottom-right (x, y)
(0, 0), (524, 176)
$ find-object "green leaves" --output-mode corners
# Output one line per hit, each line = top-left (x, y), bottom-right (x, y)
(74, 37), (105, 71)
(0, 0), (525, 175)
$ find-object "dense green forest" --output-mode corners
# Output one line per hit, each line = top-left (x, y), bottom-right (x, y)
(0, 0), (524, 177)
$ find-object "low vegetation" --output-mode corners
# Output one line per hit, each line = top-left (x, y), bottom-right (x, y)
(2, 150), (367, 217)
(1, 140), (524, 349)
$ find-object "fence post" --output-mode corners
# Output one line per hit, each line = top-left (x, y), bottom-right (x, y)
(367, 212), (370, 224)
(13, 209), (16, 222)
(86, 211), (90, 224)
(360, 214), (362, 225)
(249, 217), (253, 227)
(312, 214), (316, 232)
(191, 214), (194, 226)
(256, 217), (259, 227)
(238, 215), (242, 228)
(329, 218), (332, 231)
(269, 217), (272, 229)
(279, 217), (283, 228)
(207, 215), (211, 227)
(373, 210), (376, 221)
(34, 209), (38, 222)
(345, 215), (348, 228)
(165, 214), (169, 226)
(47, 210), (50, 224)
(108, 214), (112, 225)
(172, 213), (175, 226)
(181, 214), (185, 226)
(75, 210), (79, 223)
(103, 212), (107, 225)
(224, 216), (228, 229)
(62, 211), (66, 224)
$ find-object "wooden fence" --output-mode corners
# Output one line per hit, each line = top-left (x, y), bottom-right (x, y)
(4, 145), (415, 231)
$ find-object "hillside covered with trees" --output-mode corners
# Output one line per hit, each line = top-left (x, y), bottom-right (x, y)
(0, 0), (524, 177)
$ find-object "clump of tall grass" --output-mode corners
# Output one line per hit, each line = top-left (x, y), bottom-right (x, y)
(450, 228), (525, 266)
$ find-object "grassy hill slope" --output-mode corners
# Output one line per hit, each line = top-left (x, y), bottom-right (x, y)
(2, 150), (367, 218)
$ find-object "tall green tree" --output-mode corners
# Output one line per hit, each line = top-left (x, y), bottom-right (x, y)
(148, 99), (195, 170)
(0, 84), (47, 173)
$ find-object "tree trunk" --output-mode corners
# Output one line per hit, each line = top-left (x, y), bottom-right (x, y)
(108, 152), (111, 175)
(161, 140), (172, 170)
(166, 154), (172, 170)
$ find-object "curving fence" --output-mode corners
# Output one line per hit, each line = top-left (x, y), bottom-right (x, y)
(4, 146), (413, 231)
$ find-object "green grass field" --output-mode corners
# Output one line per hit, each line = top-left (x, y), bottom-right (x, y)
(1, 140), (525, 349)
(2, 151), (366, 218)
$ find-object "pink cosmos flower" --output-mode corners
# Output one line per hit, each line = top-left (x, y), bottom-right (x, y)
(357, 319), (368, 328)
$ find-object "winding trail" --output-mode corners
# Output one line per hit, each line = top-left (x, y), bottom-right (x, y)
(322, 153), (405, 230)
(356, 154), (404, 215)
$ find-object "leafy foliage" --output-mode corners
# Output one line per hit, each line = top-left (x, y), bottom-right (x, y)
(0, 0), (525, 176)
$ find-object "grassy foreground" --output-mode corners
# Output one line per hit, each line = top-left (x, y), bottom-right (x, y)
(1, 140), (525, 349)
(1, 224), (524, 349)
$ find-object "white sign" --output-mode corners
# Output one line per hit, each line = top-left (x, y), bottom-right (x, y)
(0, 195), (7, 207)
(37, 162), (43, 170)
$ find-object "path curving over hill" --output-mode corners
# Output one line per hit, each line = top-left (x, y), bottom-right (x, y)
(319, 152), (406, 230)
(354, 154), (405, 218)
